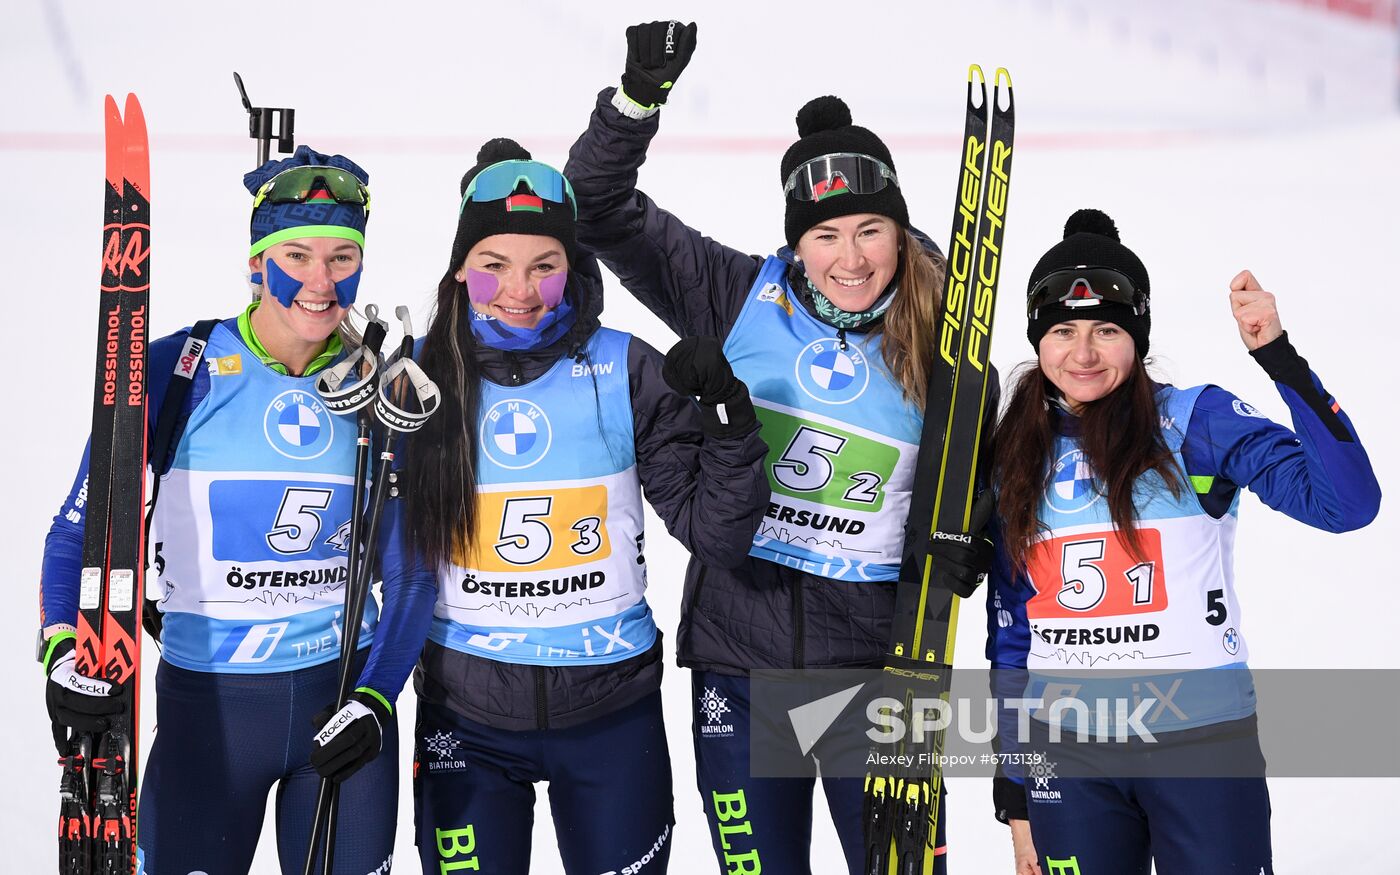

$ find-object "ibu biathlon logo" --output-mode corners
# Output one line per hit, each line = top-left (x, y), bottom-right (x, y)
(795, 338), (870, 405)
(263, 390), (334, 460)
(481, 399), (552, 469)
(1047, 449), (1101, 514)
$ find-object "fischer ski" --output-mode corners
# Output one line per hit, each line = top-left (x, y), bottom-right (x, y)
(63, 92), (151, 875)
(864, 66), (1015, 875)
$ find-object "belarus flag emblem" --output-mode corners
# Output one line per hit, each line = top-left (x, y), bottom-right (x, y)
(506, 193), (544, 213)
(812, 175), (850, 201)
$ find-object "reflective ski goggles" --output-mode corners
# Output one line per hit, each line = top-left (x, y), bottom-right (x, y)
(459, 160), (577, 218)
(252, 165), (371, 210)
(1027, 267), (1149, 319)
(782, 152), (899, 202)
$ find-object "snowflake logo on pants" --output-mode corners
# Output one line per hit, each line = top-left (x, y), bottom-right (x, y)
(1028, 758), (1058, 790)
(698, 687), (732, 725)
(424, 730), (461, 762)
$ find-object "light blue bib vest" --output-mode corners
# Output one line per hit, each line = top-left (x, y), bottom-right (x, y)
(428, 328), (655, 666)
(152, 323), (373, 674)
(722, 256), (923, 582)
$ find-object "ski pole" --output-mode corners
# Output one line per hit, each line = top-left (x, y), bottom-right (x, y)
(303, 309), (387, 875)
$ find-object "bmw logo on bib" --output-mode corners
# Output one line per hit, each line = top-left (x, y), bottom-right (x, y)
(1047, 449), (1101, 513)
(481, 399), (552, 470)
(795, 338), (870, 405)
(263, 390), (334, 460)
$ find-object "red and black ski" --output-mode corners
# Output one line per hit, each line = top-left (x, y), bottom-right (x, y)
(65, 92), (151, 875)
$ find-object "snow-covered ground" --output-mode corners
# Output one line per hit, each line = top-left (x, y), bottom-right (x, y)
(4, 1), (1397, 871)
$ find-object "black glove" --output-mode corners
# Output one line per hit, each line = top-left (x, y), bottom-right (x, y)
(993, 774), (1030, 823)
(664, 336), (758, 439)
(927, 491), (996, 598)
(310, 688), (391, 783)
(44, 636), (127, 733)
(620, 21), (698, 110)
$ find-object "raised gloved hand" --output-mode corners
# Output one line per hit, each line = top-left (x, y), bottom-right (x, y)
(45, 635), (127, 733)
(310, 688), (392, 783)
(619, 21), (699, 112)
(663, 336), (757, 439)
(928, 491), (996, 598)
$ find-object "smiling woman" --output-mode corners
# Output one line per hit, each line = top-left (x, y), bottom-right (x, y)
(986, 208), (1381, 875)
(36, 145), (402, 873)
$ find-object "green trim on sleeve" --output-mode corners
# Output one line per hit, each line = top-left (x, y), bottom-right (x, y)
(355, 686), (393, 716)
(42, 631), (76, 674)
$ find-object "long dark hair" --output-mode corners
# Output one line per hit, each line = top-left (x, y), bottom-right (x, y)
(992, 358), (1184, 571)
(405, 269), (484, 571)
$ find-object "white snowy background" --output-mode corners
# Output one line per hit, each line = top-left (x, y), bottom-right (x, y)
(3, 0), (1398, 871)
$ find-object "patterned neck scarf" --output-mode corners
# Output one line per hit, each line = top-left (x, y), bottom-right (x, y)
(469, 297), (576, 351)
(806, 278), (897, 330)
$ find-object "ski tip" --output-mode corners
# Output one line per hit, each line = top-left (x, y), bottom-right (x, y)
(967, 64), (985, 85)
(995, 67), (1013, 90)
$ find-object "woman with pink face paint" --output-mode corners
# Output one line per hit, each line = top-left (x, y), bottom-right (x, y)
(346, 138), (771, 873)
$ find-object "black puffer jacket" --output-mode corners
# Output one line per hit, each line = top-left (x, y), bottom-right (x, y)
(413, 250), (770, 729)
(564, 88), (997, 675)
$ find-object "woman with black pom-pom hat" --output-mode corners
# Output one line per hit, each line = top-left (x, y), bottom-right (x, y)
(343, 136), (771, 873)
(985, 209), (1379, 874)
(565, 21), (994, 874)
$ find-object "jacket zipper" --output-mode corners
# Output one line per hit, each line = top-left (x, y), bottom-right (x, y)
(534, 664), (549, 730)
(792, 576), (805, 668)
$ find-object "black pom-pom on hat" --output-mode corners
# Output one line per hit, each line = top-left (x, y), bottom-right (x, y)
(1026, 208), (1152, 356)
(780, 95), (908, 250)
(1062, 208), (1119, 240)
(795, 96), (853, 137)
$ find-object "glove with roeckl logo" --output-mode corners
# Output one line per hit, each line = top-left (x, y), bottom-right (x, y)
(310, 688), (392, 783)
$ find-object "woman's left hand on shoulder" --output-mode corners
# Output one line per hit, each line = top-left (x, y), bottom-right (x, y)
(1229, 269), (1284, 351)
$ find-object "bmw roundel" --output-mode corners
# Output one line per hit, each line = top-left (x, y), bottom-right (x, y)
(795, 338), (870, 404)
(1047, 449), (1101, 514)
(263, 390), (334, 460)
(481, 399), (552, 469)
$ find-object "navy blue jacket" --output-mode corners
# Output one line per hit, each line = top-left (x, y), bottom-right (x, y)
(564, 88), (993, 674)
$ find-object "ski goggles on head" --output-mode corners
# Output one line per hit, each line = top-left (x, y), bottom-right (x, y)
(459, 160), (578, 218)
(252, 165), (371, 211)
(782, 152), (900, 202)
(1027, 266), (1149, 319)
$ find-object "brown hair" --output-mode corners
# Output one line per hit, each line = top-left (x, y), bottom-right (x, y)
(878, 228), (946, 407)
(992, 357), (1183, 571)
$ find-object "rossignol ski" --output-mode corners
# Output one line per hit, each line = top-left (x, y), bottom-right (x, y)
(62, 92), (151, 875)
(864, 66), (1015, 875)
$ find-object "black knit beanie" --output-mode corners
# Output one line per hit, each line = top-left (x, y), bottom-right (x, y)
(1026, 209), (1151, 356)
(780, 96), (909, 250)
(448, 138), (577, 271)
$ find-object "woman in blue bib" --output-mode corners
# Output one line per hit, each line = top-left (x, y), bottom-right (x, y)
(327, 138), (770, 874)
(38, 146), (399, 874)
(986, 210), (1380, 874)
(562, 21), (993, 875)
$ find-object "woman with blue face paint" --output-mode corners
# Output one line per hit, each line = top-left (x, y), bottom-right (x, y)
(38, 146), (398, 874)
(325, 137), (771, 874)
